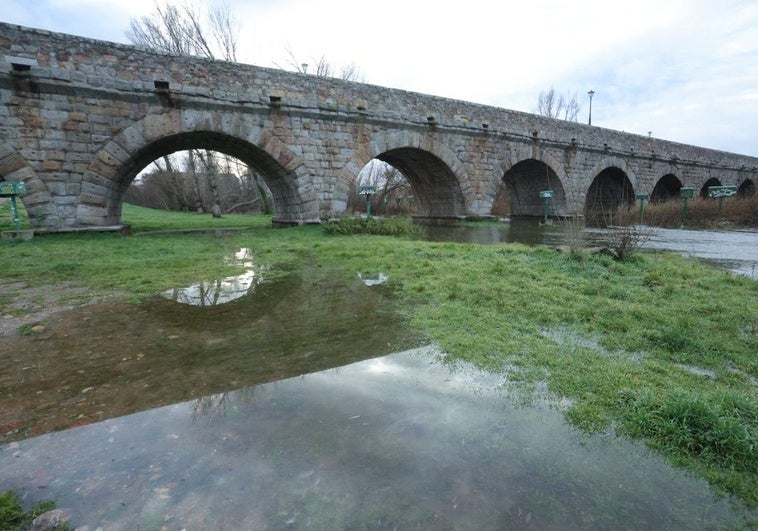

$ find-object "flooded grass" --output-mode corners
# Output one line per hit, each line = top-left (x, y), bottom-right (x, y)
(1, 220), (757, 508)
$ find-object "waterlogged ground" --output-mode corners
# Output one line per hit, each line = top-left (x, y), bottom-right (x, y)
(1, 237), (756, 528)
(0, 263), (417, 444)
(2, 347), (754, 529)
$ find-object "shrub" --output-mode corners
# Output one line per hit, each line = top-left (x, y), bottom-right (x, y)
(322, 216), (419, 236)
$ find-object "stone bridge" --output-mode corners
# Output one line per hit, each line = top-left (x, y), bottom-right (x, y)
(1, 22), (757, 231)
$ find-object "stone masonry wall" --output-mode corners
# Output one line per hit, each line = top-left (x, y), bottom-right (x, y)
(1, 22), (757, 228)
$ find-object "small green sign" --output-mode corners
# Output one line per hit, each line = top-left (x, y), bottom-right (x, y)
(636, 193), (650, 200)
(539, 190), (553, 198)
(679, 187), (695, 199)
(359, 185), (377, 195)
(708, 185), (737, 198)
(0, 180), (26, 197)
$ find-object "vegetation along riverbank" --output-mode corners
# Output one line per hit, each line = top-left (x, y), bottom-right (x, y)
(1, 204), (756, 510)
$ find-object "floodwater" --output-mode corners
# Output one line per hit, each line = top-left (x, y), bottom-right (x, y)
(2, 347), (754, 529)
(0, 261), (418, 444)
(1, 232), (756, 528)
(422, 219), (758, 278)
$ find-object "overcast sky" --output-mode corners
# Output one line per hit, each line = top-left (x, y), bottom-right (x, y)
(3, 0), (758, 157)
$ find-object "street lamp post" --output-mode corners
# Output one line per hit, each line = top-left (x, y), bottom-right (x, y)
(587, 90), (595, 125)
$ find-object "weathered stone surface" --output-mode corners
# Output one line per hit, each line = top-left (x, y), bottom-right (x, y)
(31, 508), (72, 530)
(1, 22), (757, 230)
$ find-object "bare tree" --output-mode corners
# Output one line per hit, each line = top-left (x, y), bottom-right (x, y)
(127, 1), (244, 215)
(350, 160), (414, 215)
(127, 0), (239, 61)
(278, 45), (365, 82)
(536, 87), (581, 121)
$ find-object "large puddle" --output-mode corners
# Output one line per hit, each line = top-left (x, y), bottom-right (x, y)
(0, 263), (418, 444)
(2, 347), (753, 529)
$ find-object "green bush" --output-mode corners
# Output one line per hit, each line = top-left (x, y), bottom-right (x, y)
(0, 491), (60, 530)
(322, 216), (419, 236)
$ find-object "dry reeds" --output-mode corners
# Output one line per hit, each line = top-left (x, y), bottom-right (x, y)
(610, 196), (757, 228)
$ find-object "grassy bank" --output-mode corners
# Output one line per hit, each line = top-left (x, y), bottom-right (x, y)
(1, 217), (756, 508)
(0, 202), (271, 232)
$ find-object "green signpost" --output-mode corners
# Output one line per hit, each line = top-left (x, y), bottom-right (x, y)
(636, 193), (649, 224)
(708, 185), (737, 216)
(539, 190), (553, 223)
(0, 180), (27, 231)
(679, 187), (694, 221)
(359, 185), (377, 219)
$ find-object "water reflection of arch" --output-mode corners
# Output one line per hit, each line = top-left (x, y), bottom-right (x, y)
(77, 110), (313, 226)
(334, 132), (473, 219)
(584, 157), (637, 225)
(651, 173), (682, 203)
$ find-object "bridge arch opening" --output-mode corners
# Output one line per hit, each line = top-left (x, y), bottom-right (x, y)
(495, 159), (567, 218)
(350, 160), (414, 216)
(700, 177), (721, 197)
(84, 131), (301, 226)
(372, 147), (465, 220)
(650, 173), (682, 203)
(585, 167), (634, 226)
(737, 179), (755, 197)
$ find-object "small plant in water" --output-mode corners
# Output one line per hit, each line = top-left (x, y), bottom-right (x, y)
(605, 224), (650, 261)
(0, 490), (68, 530)
(322, 216), (419, 236)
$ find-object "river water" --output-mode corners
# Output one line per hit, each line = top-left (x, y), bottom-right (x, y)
(1, 226), (756, 528)
(423, 219), (758, 278)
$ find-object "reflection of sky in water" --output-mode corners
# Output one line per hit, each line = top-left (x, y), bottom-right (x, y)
(162, 248), (263, 306)
(1, 346), (753, 529)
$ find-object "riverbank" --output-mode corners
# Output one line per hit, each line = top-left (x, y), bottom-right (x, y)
(1, 222), (756, 509)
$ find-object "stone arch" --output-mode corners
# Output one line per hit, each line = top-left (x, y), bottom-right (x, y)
(77, 110), (313, 226)
(0, 144), (60, 229)
(651, 173), (682, 203)
(498, 160), (567, 218)
(584, 157), (637, 225)
(585, 156), (639, 195)
(488, 146), (571, 217)
(737, 178), (755, 197)
(332, 130), (474, 220)
(700, 177), (721, 198)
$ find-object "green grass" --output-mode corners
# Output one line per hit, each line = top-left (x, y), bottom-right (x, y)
(1, 209), (756, 507)
(0, 491), (64, 530)
(0, 201), (271, 232)
(122, 203), (273, 232)
(0, 199), (31, 230)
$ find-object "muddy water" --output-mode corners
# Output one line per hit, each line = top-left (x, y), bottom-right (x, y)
(0, 265), (418, 444)
(2, 347), (754, 529)
(422, 220), (758, 278)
